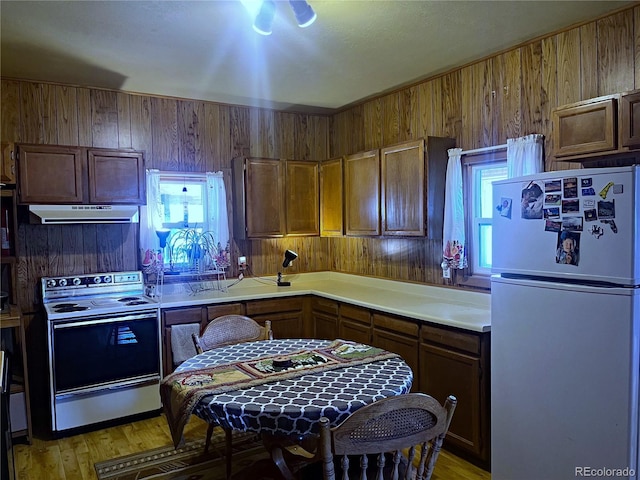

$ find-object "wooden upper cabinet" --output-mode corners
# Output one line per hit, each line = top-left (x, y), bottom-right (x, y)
(344, 149), (380, 236)
(285, 160), (319, 236)
(88, 149), (145, 204)
(621, 90), (640, 148)
(381, 139), (425, 236)
(17, 144), (146, 205)
(17, 144), (84, 203)
(319, 157), (343, 237)
(245, 157), (285, 238)
(552, 95), (618, 158)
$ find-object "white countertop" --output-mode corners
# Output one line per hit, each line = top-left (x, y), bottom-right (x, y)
(156, 272), (491, 333)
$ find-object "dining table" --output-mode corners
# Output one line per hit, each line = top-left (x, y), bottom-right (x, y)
(163, 338), (414, 479)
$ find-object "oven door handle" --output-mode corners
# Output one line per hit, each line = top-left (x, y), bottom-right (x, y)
(55, 375), (161, 399)
(52, 311), (158, 329)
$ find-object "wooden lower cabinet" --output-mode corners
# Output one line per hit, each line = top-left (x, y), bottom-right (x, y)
(160, 294), (491, 469)
(245, 297), (304, 339)
(338, 303), (371, 344)
(311, 297), (339, 340)
(206, 303), (245, 322)
(419, 324), (490, 467)
(372, 313), (419, 392)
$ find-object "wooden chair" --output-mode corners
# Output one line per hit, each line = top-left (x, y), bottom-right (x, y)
(192, 315), (273, 354)
(191, 315), (273, 480)
(312, 393), (457, 480)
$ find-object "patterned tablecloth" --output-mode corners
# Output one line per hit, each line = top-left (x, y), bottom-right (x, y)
(176, 338), (413, 437)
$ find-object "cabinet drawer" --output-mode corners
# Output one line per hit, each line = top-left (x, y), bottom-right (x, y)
(373, 313), (419, 337)
(163, 307), (203, 326)
(311, 297), (338, 315)
(206, 303), (244, 320)
(340, 304), (371, 325)
(421, 324), (480, 355)
(245, 297), (304, 315)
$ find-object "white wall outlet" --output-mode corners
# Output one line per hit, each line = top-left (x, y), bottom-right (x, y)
(238, 256), (247, 269)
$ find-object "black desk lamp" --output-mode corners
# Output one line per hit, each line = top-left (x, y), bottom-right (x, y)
(277, 249), (298, 286)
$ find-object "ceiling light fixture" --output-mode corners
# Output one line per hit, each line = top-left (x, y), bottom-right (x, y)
(251, 0), (316, 35)
(289, 0), (317, 28)
(253, 0), (276, 35)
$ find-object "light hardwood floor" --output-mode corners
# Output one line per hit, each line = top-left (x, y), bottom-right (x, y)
(13, 414), (491, 479)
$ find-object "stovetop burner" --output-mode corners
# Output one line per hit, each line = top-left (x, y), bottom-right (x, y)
(125, 300), (149, 306)
(53, 305), (90, 313)
(118, 297), (142, 302)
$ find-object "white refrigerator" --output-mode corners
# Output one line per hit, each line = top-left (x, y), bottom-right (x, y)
(491, 165), (640, 480)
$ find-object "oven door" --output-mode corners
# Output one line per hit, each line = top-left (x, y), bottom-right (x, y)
(48, 309), (162, 431)
(50, 310), (161, 395)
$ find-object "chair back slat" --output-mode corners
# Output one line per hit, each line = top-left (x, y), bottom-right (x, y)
(192, 315), (272, 353)
(317, 393), (457, 480)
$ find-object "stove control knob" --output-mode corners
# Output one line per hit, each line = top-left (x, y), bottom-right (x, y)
(93, 276), (102, 284)
(59, 279), (68, 287)
(103, 276), (112, 284)
(46, 279), (57, 288)
(72, 278), (82, 286)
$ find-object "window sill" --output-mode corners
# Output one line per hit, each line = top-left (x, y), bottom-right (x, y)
(455, 272), (492, 292)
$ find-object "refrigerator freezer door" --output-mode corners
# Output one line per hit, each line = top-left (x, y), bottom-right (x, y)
(491, 275), (639, 480)
(492, 166), (639, 285)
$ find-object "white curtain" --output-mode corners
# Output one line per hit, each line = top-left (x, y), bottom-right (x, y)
(206, 171), (230, 264)
(507, 134), (544, 178)
(442, 148), (467, 273)
(140, 169), (163, 269)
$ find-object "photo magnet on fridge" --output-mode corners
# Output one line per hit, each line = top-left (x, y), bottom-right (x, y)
(521, 182), (544, 219)
(497, 197), (512, 218)
(555, 230), (580, 266)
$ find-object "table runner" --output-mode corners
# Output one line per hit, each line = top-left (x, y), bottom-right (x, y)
(161, 339), (400, 448)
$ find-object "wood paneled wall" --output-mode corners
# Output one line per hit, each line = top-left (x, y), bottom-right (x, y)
(0, 82), (330, 313)
(327, 5), (640, 284)
(1, 4), (639, 313)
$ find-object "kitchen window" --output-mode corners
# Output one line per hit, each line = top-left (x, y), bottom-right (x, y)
(463, 151), (508, 281)
(140, 171), (230, 275)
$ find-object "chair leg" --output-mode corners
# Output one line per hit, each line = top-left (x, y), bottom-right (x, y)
(204, 423), (215, 453)
(225, 427), (233, 480)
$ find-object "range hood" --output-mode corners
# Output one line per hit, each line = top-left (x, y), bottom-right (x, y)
(28, 205), (139, 224)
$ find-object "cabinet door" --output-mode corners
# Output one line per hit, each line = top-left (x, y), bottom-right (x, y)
(552, 96), (617, 157)
(285, 160), (319, 236)
(206, 303), (245, 322)
(339, 304), (371, 343)
(313, 311), (338, 340)
(88, 149), (145, 204)
(344, 150), (380, 236)
(320, 157), (343, 237)
(1, 142), (16, 184)
(246, 297), (304, 338)
(246, 158), (285, 237)
(252, 311), (303, 339)
(420, 342), (483, 458)
(381, 139), (425, 236)
(17, 144), (84, 203)
(373, 329), (419, 390)
(621, 91), (640, 147)
(373, 313), (419, 389)
(339, 320), (371, 344)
